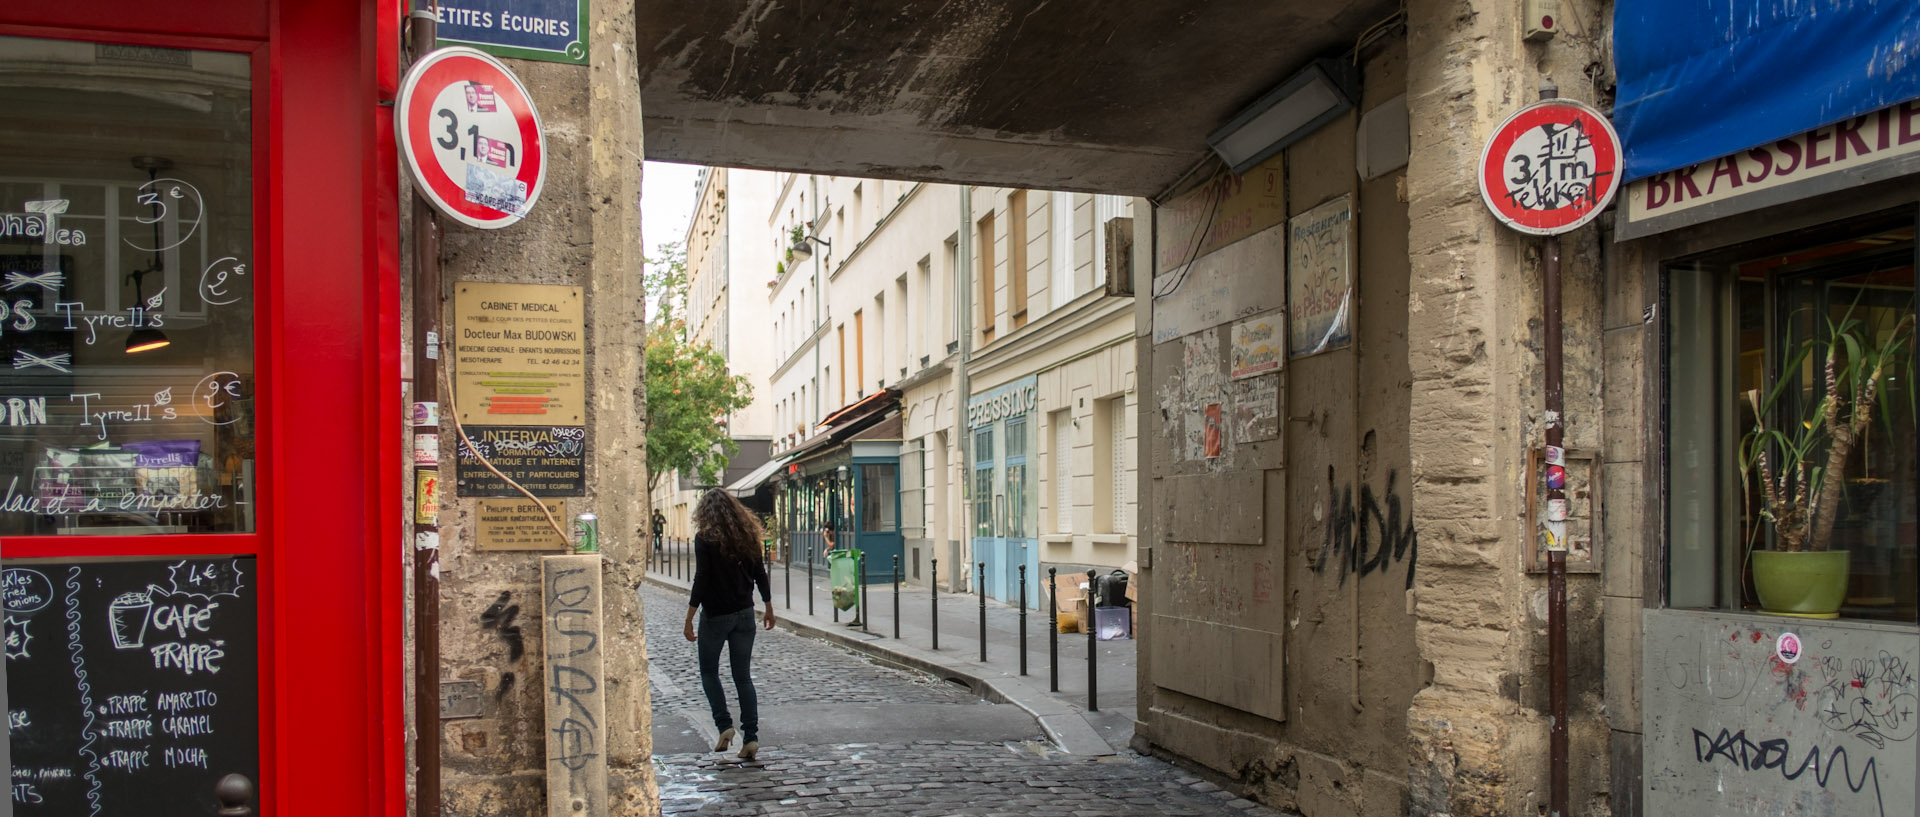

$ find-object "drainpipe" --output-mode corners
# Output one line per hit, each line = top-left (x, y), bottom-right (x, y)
(407, 6), (443, 815)
(811, 175), (823, 426)
(1539, 81), (1571, 817)
(954, 185), (973, 594)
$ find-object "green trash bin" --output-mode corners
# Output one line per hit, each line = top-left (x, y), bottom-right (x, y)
(828, 549), (860, 611)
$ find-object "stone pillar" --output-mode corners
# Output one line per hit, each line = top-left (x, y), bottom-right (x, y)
(581, 3), (656, 812)
(1402, 0), (1615, 814)
(423, 0), (654, 814)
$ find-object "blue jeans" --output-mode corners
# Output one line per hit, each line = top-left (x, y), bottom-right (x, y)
(697, 606), (759, 742)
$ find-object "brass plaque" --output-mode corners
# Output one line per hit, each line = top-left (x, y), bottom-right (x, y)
(474, 498), (569, 551)
(453, 283), (586, 425)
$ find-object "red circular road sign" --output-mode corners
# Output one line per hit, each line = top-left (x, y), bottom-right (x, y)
(397, 47), (546, 229)
(1477, 98), (1620, 236)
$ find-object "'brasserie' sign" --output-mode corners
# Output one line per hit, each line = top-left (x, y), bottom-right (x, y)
(1622, 100), (1920, 239)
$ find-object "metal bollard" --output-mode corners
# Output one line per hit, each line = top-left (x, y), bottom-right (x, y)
(807, 544), (815, 617)
(930, 558), (939, 650)
(892, 555), (901, 639)
(859, 550), (869, 633)
(784, 540), (791, 610)
(1086, 569), (1098, 712)
(978, 562), (988, 663)
(1048, 567), (1059, 692)
(1018, 564), (1028, 676)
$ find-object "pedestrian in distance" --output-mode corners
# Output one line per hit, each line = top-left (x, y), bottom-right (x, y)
(652, 508), (666, 553)
(683, 488), (776, 761)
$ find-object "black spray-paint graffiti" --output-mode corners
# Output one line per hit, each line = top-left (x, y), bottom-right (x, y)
(546, 566), (601, 773)
(1693, 727), (1884, 817)
(1314, 467), (1418, 590)
(478, 590), (523, 661)
(1817, 651), (1918, 749)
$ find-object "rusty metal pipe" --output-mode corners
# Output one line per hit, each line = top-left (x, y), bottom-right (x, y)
(407, 7), (443, 815)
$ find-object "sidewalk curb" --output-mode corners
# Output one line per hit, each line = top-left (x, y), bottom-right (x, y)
(642, 574), (1116, 757)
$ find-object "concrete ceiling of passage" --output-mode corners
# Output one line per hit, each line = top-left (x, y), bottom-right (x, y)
(634, 0), (1398, 197)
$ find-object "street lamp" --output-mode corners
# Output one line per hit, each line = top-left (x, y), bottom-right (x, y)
(790, 234), (831, 263)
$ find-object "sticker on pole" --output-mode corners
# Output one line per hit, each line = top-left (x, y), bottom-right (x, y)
(398, 47), (547, 229)
(1477, 98), (1621, 236)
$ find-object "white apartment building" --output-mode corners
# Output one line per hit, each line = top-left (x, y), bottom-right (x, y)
(752, 171), (1139, 606)
(650, 166), (780, 536)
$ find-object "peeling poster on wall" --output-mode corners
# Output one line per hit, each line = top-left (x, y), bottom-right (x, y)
(1288, 195), (1353, 357)
(1230, 312), (1283, 379)
(1180, 331), (1227, 461)
(1230, 375), (1279, 442)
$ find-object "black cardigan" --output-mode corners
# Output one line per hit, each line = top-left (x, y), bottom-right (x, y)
(688, 531), (770, 617)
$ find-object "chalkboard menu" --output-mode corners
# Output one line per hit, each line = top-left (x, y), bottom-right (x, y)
(4, 557), (257, 815)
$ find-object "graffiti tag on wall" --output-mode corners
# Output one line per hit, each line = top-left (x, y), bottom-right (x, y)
(1645, 610), (1919, 817)
(1312, 467), (1418, 590)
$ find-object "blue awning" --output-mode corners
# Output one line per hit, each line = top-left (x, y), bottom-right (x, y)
(1614, 0), (1920, 181)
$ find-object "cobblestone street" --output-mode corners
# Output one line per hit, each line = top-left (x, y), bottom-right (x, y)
(643, 584), (1277, 816)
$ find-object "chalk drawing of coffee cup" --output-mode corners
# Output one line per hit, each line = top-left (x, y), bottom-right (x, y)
(108, 588), (157, 650)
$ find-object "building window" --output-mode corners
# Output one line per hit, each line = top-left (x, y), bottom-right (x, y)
(836, 323), (846, 406)
(978, 210), (996, 345)
(1665, 211), (1917, 622)
(973, 426), (994, 538)
(915, 257), (932, 366)
(0, 38), (256, 536)
(1109, 396), (1129, 534)
(1051, 191), (1075, 310)
(853, 310), (865, 398)
(1052, 409), (1073, 534)
(1009, 190), (1029, 328)
(1094, 396), (1127, 534)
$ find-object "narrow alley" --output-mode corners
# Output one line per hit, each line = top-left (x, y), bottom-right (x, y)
(640, 582), (1272, 816)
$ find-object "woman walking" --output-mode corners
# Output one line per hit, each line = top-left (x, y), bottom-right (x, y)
(683, 488), (776, 760)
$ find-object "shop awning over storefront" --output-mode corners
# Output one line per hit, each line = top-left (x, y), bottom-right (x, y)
(1614, 0), (1920, 181)
(726, 456), (789, 498)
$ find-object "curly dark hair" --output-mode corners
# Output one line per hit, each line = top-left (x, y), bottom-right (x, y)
(692, 488), (764, 563)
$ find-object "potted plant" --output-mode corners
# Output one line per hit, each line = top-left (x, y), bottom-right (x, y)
(1740, 308), (1914, 618)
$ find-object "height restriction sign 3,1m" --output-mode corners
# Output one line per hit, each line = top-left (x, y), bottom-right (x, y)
(398, 46), (547, 229)
(1477, 98), (1621, 236)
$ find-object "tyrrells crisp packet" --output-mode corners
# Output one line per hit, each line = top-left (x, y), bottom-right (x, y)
(125, 439), (202, 499)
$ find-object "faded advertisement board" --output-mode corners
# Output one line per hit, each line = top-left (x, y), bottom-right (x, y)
(1287, 195), (1352, 357)
(1152, 157), (1286, 275)
(453, 282), (586, 426)
(1643, 608), (1918, 817)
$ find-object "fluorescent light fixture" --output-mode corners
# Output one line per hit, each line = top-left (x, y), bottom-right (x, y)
(1206, 58), (1361, 175)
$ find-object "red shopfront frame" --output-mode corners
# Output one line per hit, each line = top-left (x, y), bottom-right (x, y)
(0, 2), (405, 816)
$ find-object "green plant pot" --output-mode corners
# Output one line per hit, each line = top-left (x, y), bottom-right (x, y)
(1751, 550), (1850, 619)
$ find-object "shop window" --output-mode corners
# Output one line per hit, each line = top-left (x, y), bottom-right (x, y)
(1665, 211), (1917, 622)
(972, 426), (993, 537)
(0, 38), (255, 536)
(859, 463), (896, 532)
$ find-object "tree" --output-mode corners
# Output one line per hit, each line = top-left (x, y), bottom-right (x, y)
(645, 242), (754, 492)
